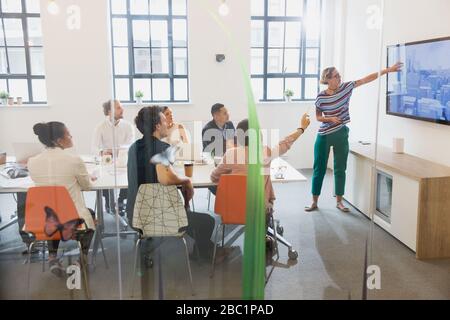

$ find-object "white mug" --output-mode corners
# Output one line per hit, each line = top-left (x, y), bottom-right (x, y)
(392, 138), (404, 154)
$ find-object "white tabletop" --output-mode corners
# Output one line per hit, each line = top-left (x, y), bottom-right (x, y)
(0, 156), (306, 193)
(172, 157), (306, 187)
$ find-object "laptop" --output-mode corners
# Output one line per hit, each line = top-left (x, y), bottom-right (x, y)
(176, 143), (203, 162)
(13, 142), (43, 163)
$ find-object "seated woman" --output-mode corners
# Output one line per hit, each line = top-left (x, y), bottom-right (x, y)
(210, 113), (310, 219)
(28, 122), (96, 277)
(160, 106), (190, 145)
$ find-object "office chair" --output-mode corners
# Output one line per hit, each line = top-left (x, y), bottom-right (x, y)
(210, 175), (248, 277)
(130, 183), (194, 297)
(211, 174), (298, 277)
(23, 186), (95, 299)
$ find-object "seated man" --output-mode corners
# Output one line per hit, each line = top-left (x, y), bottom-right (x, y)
(92, 100), (135, 216)
(210, 113), (310, 221)
(127, 106), (193, 222)
(127, 106), (215, 262)
(202, 103), (235, 158)
(126, 105), (194, 299)
(202, 103), (235, 196)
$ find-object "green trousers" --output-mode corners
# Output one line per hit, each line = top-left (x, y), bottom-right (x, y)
(312, 126), (349, 196)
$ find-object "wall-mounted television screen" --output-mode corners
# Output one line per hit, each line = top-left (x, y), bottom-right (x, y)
(387, 36), (450, 125)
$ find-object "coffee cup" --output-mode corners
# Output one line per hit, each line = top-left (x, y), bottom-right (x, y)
(184, 162), (194, 177)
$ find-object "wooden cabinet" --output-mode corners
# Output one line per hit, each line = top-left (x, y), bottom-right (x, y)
(345, 143), (450, 259)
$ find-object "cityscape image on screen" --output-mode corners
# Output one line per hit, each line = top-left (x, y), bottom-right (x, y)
(387, 37), (450, 125)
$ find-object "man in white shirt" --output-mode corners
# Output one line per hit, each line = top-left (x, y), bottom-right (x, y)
(92, 100), (135, 215)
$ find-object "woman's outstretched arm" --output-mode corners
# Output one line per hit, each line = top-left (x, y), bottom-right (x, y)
(354, 62), (403, 88)
(266, 113), (311, 162)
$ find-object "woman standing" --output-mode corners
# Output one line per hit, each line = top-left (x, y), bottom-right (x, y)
(305, 63), (402, 212)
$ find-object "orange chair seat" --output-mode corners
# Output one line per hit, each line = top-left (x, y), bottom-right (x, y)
(214, 175), (247, 225)
(24, 186), (84, 241)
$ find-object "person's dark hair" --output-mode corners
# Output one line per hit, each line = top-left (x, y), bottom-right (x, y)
(135, 106), (163, 136)
(102, 99), (119, 116)
(211, 103), (225, 116)
(161, 106), (169, 113)
(236, 119), (249, 147)
(33, 121), (66, 148)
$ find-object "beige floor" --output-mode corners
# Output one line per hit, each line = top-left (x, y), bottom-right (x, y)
(0, 170), (449, 300)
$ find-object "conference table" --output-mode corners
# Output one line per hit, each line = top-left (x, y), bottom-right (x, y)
(0, 155), (306, 192)
(0, 154), (306, 263)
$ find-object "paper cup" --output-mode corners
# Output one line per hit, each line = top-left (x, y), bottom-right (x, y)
(184, 162), (194, 177)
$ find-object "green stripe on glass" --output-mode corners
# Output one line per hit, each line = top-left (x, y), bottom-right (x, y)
(199, 0), (266, 299)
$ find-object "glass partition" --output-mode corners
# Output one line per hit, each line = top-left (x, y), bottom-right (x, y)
(367, 0), (450, 299)
(1, 0), (447, 302)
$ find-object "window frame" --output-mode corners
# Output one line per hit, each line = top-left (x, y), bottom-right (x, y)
(110, 0), (189, 103)
(0, 0), (46, 104)
(251, 0), (322, 102)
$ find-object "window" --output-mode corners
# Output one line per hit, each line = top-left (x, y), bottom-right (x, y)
(0, 0), (46, 104)
(110, 0), (189, 103)
(251, 0), (322, 102)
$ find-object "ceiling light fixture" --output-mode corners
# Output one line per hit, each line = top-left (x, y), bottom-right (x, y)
(47, 0), (60, 15)
(218, 0), (229, 16)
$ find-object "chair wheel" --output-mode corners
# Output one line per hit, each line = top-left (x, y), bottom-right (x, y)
(288, 249), (298, 260)
(276, 225), (284, 236)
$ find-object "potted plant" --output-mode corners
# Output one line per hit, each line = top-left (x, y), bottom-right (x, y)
(284, 89), (294, 102)
(0, 91), (9, 105)
(135, 90), (144, 104)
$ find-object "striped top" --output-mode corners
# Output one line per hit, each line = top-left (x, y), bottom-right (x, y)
(315, 81), (356, 135)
